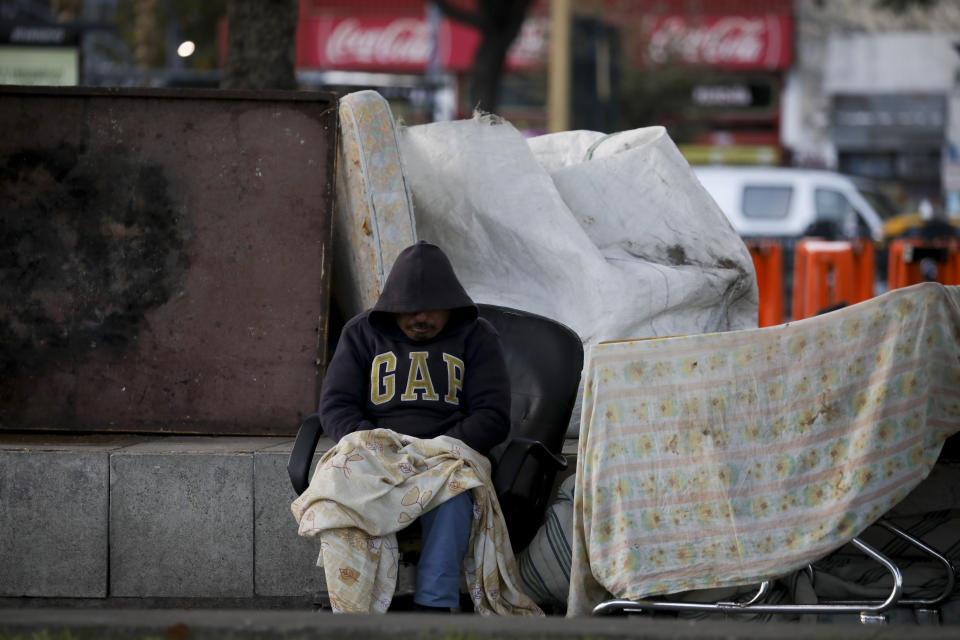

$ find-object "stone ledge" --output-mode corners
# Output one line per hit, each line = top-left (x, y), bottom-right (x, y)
(0, 435), (328, 599)
(0, 438), (120, 597)
(0, 434), (576, 600)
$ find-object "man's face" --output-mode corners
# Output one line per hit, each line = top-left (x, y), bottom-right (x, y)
(395, 309), (450, 341)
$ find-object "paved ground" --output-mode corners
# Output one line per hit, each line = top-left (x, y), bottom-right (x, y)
(2, 608), (960, 640)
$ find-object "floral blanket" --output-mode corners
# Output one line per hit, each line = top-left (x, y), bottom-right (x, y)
(291, 428), (542, 615)
(568, 282), (960, 615)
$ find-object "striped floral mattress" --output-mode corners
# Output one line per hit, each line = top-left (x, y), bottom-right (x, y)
(567, 283), (960, 615)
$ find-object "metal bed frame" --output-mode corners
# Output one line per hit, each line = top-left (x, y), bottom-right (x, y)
(593, 518), (956, 624)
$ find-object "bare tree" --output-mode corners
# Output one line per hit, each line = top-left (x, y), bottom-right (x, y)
(221, 0), (298, 90)
(433, 0), (532, 114)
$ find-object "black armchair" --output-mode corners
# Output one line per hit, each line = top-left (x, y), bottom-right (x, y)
(286, 303), (584, 554)
(478, 303), (583, 552)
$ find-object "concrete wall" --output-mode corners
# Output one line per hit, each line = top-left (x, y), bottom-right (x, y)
(0, 87), (336, 437)
(0, 434), (333, 601)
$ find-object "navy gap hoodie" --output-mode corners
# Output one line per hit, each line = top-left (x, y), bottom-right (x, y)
(318, 241), (511, 455)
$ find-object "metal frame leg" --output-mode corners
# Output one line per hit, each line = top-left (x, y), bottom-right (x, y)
(593, 536), (903, 619)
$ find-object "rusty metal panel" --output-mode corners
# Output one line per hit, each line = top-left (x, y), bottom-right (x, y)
(0, 86), (338, 435)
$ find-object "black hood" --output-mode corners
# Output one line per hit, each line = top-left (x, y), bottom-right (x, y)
(369, 241), (477, 335)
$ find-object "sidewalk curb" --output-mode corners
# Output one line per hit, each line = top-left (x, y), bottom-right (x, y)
(2, 608), (958, 640)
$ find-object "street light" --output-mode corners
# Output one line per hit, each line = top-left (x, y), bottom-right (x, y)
(176, 40), (195, 58)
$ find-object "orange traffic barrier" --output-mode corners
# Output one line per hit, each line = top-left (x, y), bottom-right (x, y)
(746, 240), (783, 327)
(792, 239), (856, 320)
(850, 238), (875, 304)
(887, 238), (960, 290)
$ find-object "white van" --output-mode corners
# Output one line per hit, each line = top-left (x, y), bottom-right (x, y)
(692, 166), (888, 242)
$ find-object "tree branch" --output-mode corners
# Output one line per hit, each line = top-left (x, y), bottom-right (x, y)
(432, 0), (482, 29)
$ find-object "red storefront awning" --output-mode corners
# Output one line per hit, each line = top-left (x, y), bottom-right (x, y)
(296, 13), (546, 73)
(293, 1), (792, 74)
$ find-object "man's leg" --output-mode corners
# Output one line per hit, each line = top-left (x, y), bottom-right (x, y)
(414, 491), (473, 609)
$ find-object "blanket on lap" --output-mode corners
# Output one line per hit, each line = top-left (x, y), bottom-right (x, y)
(568, 283), (960, 615)
(291, 429), (542, 616)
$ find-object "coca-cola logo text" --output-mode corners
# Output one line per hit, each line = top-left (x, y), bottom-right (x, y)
(646, 16), (773, 66)
(326, 18), (431, 66)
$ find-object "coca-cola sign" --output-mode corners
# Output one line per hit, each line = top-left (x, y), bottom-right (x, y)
(325, 18), (431, 67)
(298, 15), (546, 72)
(641, 15), (792, 70)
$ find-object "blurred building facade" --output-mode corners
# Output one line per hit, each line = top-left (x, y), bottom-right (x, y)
(583, 0), (794, 165)
(784, 0), (960, 210)
(4, 0), (960, 207)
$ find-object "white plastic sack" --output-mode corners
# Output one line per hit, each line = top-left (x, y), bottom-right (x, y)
(398, 114), (757, 345)
(398, 116), (757, 436)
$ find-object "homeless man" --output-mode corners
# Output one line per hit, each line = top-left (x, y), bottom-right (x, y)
(317, 240), (511, 612)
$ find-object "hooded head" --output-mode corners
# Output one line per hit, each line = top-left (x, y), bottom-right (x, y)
(369, 241), (477, 341)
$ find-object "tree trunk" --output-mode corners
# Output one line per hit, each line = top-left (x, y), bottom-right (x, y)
(469, 0), (531, 114)
(435, 0), (532, 115)
(221, 0), (298, 91)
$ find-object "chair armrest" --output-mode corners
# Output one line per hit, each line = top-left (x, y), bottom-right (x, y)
(287, 413), (323, 495)
(493, 437), (567, 496)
